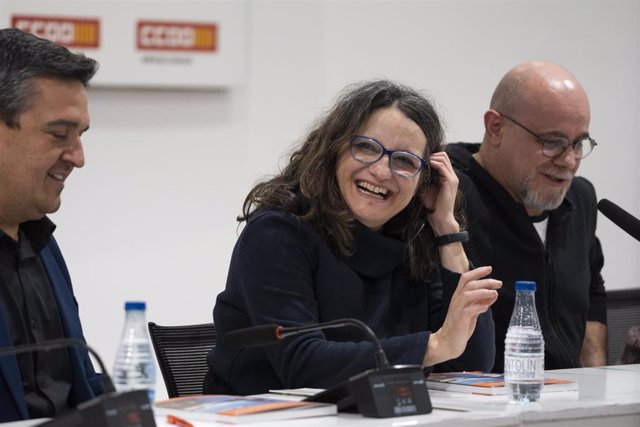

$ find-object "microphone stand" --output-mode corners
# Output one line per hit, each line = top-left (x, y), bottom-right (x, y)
(0, 338), (115, 393)
(0, 338), (156, 427)
(276, 318), (390, 369)
(224, 318), (433, 418)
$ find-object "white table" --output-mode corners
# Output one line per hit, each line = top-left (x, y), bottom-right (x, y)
(428, 364), (640, 427)
(154, 365), (640, 427)
(6, 365), (639, 426)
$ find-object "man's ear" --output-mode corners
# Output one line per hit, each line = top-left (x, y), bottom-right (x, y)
(484, 109), (503, 146)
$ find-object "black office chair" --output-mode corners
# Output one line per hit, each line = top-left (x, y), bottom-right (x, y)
(606, 289), (640, 364)
(147, 321), (217, 398)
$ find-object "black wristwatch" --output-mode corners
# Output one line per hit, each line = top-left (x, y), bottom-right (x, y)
(434, 231), (469, 247)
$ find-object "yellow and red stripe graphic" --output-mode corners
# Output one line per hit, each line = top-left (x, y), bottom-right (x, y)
(137, 20), (217, 52)
(12, 15), (100, 48)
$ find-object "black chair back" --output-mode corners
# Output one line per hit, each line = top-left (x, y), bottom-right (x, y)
(147, 322), (217, 398)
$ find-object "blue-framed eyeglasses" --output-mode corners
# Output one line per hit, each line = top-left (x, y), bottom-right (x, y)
(497, 111), (597, 160)
(349, 135), (426, 178)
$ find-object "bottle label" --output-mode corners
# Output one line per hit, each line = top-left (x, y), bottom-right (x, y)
(504, 355), (544, 380)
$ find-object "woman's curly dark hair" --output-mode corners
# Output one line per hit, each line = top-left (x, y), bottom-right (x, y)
(240, 80), (465, 281)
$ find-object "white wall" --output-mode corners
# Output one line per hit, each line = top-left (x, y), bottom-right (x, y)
(35, 0), (640, 398)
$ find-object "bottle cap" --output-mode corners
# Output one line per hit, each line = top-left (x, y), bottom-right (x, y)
(515, 281), (536, 291)
(124, 301), (146, 311)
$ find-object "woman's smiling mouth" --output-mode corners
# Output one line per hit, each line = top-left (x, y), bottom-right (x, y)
(356, 180), (390, 200)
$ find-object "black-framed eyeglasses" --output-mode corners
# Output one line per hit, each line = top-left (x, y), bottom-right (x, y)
(349, 135), (426, 178)
(497, 111), (597, 159)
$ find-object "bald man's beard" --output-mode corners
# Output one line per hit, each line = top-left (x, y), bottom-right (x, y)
(519, 175), (572, 212)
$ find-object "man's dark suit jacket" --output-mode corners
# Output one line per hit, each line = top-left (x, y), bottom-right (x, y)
(0, 237), (103, 422)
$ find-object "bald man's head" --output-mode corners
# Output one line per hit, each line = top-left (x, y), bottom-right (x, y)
(478, 61), (593, 216)
(490, 61), (589, 118)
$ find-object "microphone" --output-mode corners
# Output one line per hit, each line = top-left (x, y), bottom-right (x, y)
(224, 318), (390, 369)
(0, 338), (156, 426)
(223, 318), (432, 418)
(597, 199), (640, 242)
(0, 338), (115, 393)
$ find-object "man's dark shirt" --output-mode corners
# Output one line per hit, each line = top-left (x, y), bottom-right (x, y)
(0, 218), (72, 418)
(446, 142), (606, 371)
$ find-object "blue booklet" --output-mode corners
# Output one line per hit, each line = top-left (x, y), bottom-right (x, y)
(427, 372), (578, 395)
(154, 394), (336, 424)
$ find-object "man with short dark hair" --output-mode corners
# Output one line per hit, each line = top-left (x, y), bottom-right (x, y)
(0, 28), (104, 422)
(447, 62), (607, 372)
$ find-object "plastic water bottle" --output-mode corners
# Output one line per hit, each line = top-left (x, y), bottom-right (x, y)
(113, 301), (156, 402)
(504, 281), (545, 403)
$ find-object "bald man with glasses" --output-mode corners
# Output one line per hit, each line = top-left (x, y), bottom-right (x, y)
(447, 61), (607, 372)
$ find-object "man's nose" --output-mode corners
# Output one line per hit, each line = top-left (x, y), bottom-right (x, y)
(62, 139), (85, 168)
(553, 145), (579, 170)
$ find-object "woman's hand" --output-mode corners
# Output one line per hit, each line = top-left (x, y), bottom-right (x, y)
(422, 151), (468, 273)
(424, 266), (502, 367)
(421, 151), (460, 236)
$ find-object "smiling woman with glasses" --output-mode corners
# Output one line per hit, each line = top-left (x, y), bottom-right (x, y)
(497, 111), (597, 159)
(204, 79), (502, 396)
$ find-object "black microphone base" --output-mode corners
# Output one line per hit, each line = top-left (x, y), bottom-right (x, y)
(37, 390), (156, 427)
(306, 365), (432, 418)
